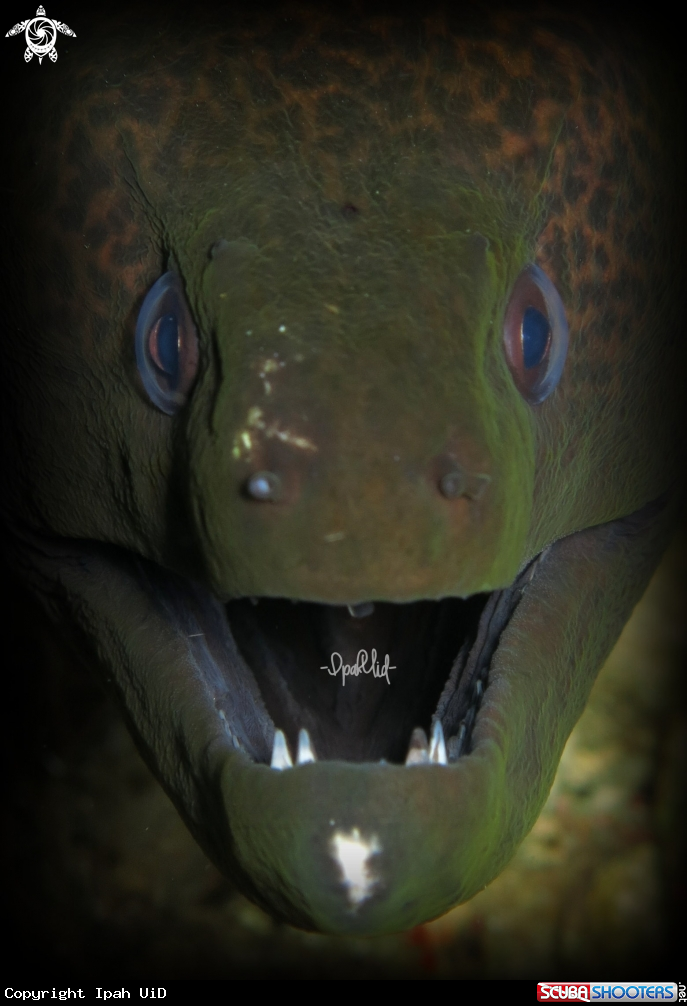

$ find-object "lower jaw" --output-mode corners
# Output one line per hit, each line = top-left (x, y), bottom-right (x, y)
(10, 496), (672, 933)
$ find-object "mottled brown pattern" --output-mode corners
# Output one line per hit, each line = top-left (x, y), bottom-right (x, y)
(9, 5), (676, 373)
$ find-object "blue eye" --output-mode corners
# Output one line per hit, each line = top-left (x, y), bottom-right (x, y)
(503, 264), (568, 405)
(153, 314), (180, 382)
(135, 272), (199, 415)
(522, 306), (550, 369)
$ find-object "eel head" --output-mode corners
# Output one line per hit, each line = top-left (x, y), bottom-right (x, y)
(2, 4), (684, 934)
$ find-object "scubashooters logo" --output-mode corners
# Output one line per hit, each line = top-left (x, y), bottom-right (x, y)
(537, 985), (679, 1002)
(5, 5), (75, 63)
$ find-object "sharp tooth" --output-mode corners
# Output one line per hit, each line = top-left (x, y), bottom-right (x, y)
(270, 729), (293, 770)
(296, 727), (317, 765)
(405, 726), (430, 765)
(447, 722), (467, 761)
(347, 602), (375, 618)
(473, 678), (483, 700)
(429, 719), (448, 765)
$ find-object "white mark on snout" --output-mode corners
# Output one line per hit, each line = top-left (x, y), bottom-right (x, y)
(260, 359), (282, 373)
(232, 405), (318, 460)
(324, 531), (346, 543)
(257, 357), (286, 397)
(330, 828), (382, 908)
(270, 427), (317, 450)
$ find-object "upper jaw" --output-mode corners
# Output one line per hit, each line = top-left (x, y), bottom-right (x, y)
(12, 496), (673, 933)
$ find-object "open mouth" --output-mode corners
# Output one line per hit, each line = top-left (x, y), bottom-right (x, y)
(15, 494), (670, 932)
(225, 566), (533, 769)
(123, 545), (540, 775)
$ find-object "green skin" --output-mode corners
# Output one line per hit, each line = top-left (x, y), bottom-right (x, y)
(1, 5), (684, 933)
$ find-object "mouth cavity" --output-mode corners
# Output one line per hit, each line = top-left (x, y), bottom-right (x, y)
(222, 560), (537, 770)
(25, 525), (542, 777)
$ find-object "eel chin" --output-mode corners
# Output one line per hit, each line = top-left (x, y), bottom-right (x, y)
(24, 497), (670, 934)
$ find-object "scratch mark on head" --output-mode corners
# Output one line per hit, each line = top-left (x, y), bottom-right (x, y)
(257, 356), (286, 396)
(324, 531), (346, 542)
(232, 405), (318, 460)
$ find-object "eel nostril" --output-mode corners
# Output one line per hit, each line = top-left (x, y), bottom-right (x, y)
(438, 469), (467, 500)
(245, 470), (283, 502)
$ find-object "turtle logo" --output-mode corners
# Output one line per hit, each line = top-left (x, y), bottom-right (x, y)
(5, 5), (75, 63)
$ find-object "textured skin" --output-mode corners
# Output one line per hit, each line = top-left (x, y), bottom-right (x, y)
(4, 5), (682, 586)
(1, 3), (684, 934)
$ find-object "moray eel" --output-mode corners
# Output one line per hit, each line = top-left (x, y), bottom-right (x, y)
(1, 4), (684, 934)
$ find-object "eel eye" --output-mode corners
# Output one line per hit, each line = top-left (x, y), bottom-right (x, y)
(135, 271), (199, 415)
(503, 263), (568, 404)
